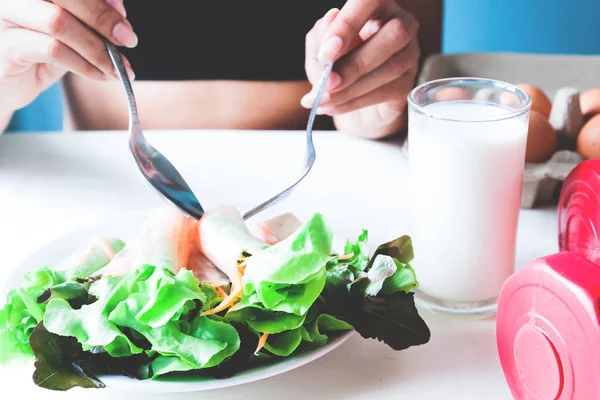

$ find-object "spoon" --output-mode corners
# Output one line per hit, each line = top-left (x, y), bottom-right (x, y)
(105, 40), (205, 220)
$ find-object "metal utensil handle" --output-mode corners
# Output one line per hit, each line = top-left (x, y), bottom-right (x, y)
(243, 62), (334, 220)
(104, 40), (141, 128)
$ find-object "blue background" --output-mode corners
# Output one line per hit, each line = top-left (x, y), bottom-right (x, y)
(442, 0), (600, 55)
(9, 0), (600, 132)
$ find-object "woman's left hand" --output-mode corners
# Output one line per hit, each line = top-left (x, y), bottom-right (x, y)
(303, 0), (420, 139)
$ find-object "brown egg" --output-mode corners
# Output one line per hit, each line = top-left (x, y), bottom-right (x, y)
(525, 110), (557, 163)
(516, 84), (553, 118)
(580, 88), (600, 119)
(577, 114), (600, 159)
(433, 87), (472, 102)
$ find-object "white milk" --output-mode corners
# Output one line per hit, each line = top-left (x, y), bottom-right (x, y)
(408, 101), (528, 302)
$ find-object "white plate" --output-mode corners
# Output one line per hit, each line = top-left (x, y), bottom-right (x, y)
(1, 215), (354, 394)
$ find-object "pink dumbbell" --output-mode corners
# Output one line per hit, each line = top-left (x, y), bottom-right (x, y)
(497, 159), (600, 399)
(558, 159), (600, 264)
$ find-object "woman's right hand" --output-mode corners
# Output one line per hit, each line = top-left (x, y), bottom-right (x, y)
(0, 0), (136, 117)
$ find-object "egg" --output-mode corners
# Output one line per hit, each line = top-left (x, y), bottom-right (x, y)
(525, 110), (557, 163)
(516, 84), (553, 118)
(577, 114), (600, 159)
(433, 87), (472, 102)
(580, 88), (600, 119)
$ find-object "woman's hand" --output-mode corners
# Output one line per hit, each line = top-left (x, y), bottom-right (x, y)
(303, 0), (420, 139)
(0, 0), (136, 122)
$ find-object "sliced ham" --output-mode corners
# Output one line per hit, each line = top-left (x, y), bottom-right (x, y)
(254, 212), (303, 245)
(186, 245), (229, 287)
(97, 207), (198, 276)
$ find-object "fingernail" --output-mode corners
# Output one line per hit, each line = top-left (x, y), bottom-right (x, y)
(123, 58), (135, 81)
(326, 72), (342, 91)
(113, 22), (138, 48)
(301, 91), (330, 108)
(301, 93), (314, 108)
(318, 106), (337, 116)
(324, 8), (339, 20)
(106, 0), (126, 17)
(364, 19), (382, 36)
(112, 68), (119, 80)
(318, 36), (343, 62)
(316, 107), (331, 115)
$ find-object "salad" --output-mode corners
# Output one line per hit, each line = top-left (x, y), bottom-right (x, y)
(0, 206), (430, 391)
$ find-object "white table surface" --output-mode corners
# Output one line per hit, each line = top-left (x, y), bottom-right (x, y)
(0, 130), (559, 399)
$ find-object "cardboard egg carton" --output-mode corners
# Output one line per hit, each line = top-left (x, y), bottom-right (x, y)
(417, 52), (600, 208)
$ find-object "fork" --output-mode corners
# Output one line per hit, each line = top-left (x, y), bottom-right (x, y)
(105, 40), (206, 220)
(242, 62), (334, 220)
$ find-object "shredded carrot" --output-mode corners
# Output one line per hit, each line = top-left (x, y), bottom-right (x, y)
(200, 272), (243, 316)
(214, 286), (228, 298)
(335, 252), (354, 261)
(254, 333), (269, 355)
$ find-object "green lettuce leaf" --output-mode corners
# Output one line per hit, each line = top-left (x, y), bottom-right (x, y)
(0, 267), (68, 364)
(226, 300), (306, 334)
(301, 313), (353, 349)
(367, 235), (414, 266)
(43, 266), (154, 357)
(0, 237), (124, 365)
(101, 269), (240, 377)
(323, 233), (430, 351)
(189, 322), (261, 380)
(29, 323), (153, 391)
(380, 259), (418, 295)
(37, 282), (89, 304)
(242, 213), (333, 316)
(263, 328), (303, 357)
(110, 295), (240, 377)
(23, 267), (68, 293)
(130, 267), (207, 328)
(29, 323), (105, 391)
(343, 229), (370, 271)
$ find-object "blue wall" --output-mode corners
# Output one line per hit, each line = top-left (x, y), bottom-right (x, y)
(443, 0), (600, 55)
(7, 83), (64, 133)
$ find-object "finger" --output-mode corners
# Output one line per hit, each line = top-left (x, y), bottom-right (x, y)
(317, 0), (382, 62)
(37, 63), (68, 88)
(305, 8), (339, 85)
(359, 19), (382, 41)
(121, 54), (135, 80)
(2, 0), (132, 79)
(331, 16), (418, 94)
(322, 40), (420, 107)
(317, 73), (416, 116)
(334, 19), (382, 70)
(106, 0), (126, 17)
(51, 0), (138, 48)
(3, 28), (106, 81)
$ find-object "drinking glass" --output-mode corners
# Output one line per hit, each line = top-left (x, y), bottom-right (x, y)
(407, 78), (532, 318)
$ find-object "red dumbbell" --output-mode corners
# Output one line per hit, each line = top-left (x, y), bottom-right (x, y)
(497, 159), (600, 399)
(558, 159), (600, 264)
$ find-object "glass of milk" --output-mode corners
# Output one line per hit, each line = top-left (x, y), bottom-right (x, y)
(407, 78), (532, 318)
